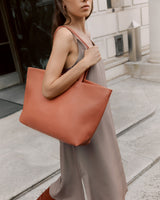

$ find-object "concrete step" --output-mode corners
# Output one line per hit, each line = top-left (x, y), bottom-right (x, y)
(11, 171), (61, 200)
(0, 83), (25, 105)
(125, 159), (160, 200)
(0, 76), (157, 136)
(104, 59), (129, 82)
(1, 76), (160, 199)
(103, 49), (150, 82)
(13, 106), (160, 200)
(107, 76), (157, 135)
(11, 105), (160, 200)
(118, 105), (160, 187)
(0, 72), (20, 90)
(0, 111), (60, 200)
(107, 74), (132, 86)
(126, 54), (160, 83)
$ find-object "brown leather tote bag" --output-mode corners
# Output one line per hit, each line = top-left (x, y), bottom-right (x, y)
(19, 26), (112, 146)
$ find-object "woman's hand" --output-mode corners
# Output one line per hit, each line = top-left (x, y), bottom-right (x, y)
(83, 46), (102, 69)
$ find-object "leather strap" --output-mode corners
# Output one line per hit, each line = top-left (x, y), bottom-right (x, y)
(53, 25), (90, 82)
(62, 25), (90, 49)
(61, 25), (90, 82)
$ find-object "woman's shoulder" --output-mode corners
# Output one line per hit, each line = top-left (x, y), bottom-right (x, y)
(52, 26), (74, 54)
(53, 26), (74, 42)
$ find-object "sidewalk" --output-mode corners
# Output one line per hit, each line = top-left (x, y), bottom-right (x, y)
(0, 75), (160, 200)
(0, 84), (60, 200)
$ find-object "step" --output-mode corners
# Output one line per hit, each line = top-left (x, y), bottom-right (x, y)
(107, 76), (157, 135)
(10, 106), (160, 200)
(126, 54), (160, 83)
(107, 74), (132, 86)
(105, 62), (129, 82)
(1, 75), (160, 199)
(125, 159), (160, 200)
(117, 105), (160, 186)
(11, 171), (61, 200)
(0, 72), (20, 90)
(0, 111), (60, 200)
(0, 83), (25, 105)
(104, 50), (150, 82)
(103, 55), (129, 82)
(0, 77), (156, 137)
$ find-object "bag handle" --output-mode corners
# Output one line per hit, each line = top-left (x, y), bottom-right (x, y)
(61, 25), (91, 49)
(61, 25), (90, 82)
(53, 25), (90, 82)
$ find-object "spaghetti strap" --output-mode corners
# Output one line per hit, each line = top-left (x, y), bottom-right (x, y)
(61, 25), (94, 48)
(53, 25), (95, 49)
(53, 25), (78, 45)
(62, 25), (95, 48)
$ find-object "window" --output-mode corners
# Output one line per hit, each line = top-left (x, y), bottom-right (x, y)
(107, 0), (112, 8)
(114, 35), (124, 56)
(8, 0), (55, 78)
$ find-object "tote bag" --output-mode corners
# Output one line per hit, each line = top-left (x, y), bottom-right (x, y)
(19, 25), (112, 146)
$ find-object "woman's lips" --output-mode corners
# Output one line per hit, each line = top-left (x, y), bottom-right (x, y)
(81, 5), (90, 9)
(81, 5), (90, 8)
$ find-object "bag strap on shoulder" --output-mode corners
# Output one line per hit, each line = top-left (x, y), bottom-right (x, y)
(53, 25), (89, 81)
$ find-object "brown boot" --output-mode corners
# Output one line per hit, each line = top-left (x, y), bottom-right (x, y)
(36, 187), (55, 200)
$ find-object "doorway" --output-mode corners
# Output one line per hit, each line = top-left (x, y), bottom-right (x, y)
(0, 0), (24, 89)
(0, 8), (15, 75)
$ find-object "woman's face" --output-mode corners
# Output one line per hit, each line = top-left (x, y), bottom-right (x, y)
(63, 0), (93, 20)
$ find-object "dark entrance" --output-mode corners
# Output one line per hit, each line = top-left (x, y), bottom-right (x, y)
(0, 0), (24, 85)
(0, 0), (54, 84)
(0, 7), (16, 75)
(7, 0), (55, 81)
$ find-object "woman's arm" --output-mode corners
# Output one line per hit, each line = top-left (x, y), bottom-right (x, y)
(42, 27), (89, 100)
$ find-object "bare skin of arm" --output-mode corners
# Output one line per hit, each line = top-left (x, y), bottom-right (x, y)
(42, 27), (101, 100)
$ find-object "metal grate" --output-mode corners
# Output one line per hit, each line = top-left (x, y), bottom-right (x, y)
(114, 34), (124, 56)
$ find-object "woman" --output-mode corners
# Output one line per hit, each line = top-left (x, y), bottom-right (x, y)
(37, 0), (128, 199)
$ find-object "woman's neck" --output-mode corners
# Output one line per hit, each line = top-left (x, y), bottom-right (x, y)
(64, 20), (87, 35)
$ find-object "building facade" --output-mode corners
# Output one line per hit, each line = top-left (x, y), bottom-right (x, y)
(0, 0), (149, 88)
(86, 0), (149, 81)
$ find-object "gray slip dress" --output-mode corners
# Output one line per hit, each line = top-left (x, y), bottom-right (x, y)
(49, 26), (128, 200)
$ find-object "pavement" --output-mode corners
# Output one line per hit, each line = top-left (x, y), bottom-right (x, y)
(0, 74), (160, 200)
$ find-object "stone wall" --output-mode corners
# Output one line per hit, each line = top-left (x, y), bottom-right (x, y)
(86, 0), (149, 61)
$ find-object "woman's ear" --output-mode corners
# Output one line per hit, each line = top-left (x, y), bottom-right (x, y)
(62, 0), (65, 9)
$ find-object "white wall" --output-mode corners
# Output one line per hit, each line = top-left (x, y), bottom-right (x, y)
(86, 0), (149, 61)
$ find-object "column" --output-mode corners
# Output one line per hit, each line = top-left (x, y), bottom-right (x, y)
(148, 0), (160, 63)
